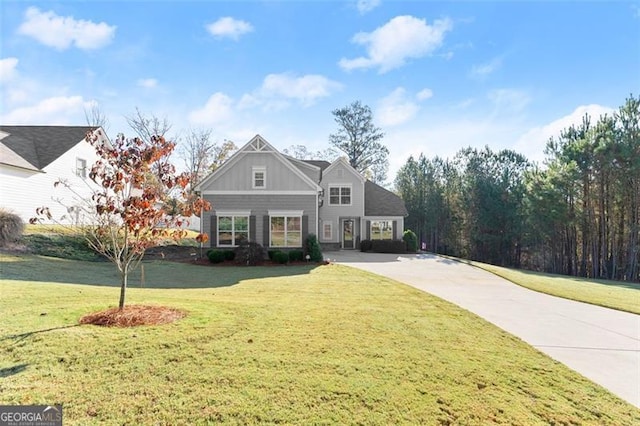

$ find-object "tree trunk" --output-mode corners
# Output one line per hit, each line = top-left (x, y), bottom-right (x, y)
(119, 267), (128, 310)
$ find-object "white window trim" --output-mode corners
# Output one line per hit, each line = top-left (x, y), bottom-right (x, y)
(323, 221), (332, 241)
(370, 219), (394, 240)
(269, 212), (303, 248)
(217, 215), (250, 247)
(252, 166), (266, 189)
(328, 184), (352, 206)
(76, 157), (87, 178)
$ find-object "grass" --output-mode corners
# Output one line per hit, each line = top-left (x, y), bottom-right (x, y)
(444, 256), (640, 315)
(15, 225), (201, 261)
(1, 253), (638, 424)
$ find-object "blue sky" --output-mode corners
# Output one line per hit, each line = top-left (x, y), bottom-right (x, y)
(1, 0), (639, 182)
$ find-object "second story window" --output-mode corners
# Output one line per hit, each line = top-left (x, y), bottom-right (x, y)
(252, 167), (266, 189)
(329, 185), (351, 205)
(76, 158), (87, 178)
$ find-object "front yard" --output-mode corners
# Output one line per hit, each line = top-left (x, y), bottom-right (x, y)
(0, 254), (638, 424)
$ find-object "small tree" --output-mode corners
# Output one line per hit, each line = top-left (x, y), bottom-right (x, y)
(32, 130), (210, 310)
(403, 229), (418, 253)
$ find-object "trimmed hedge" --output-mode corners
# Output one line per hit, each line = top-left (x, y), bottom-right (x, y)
(273, 251), (289, 264)
(288, 250), (304, 262)
(207, 249), (226, 264)
(360, 239), (373, 252)
(305, 234), (323, 262)
(403, 229), (418, 253)
(361, 239), (407, 253)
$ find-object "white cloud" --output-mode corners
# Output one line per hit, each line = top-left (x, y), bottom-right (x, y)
(488, 89), (531, 113)
(188, 92), (235, 125)
(206, 17), (254, 40)
(18, 7), (116, 50)
(0, 57), (19, 83)
(339, 15), (453, 73)
(258, 73), (342, 106)
(357, 0), (381, 14)
(515, 104), (614, 165)
(137, 78), (158, 89)
(377, 87), (420, 127)
(0, 95), (89, 124)
(470, 57), (502, 78)
(416, 88), (433, 101)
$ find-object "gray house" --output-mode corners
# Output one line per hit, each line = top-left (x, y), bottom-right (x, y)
(195, 135), (407, 250)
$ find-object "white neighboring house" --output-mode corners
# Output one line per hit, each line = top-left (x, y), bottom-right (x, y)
(0, 125), (109, 224)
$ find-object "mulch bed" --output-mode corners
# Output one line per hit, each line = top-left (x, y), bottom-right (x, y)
(79, 305), (186, 327)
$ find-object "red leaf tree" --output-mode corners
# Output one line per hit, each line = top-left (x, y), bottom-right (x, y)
(33, 130), (210, 309)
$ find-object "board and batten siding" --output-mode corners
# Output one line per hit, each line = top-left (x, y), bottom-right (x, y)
(201, 193), (317, 248)
(0, 140), (101, 223)
(209, 152), (316, 192)
(318, 162), (364, 244)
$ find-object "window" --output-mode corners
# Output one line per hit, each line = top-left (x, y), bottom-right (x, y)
(371, 220), (393, 240)
(270, 215), (301, 247)
(218, 215), (249, 246)
(328, 185), (351, 205)
(253, 167), (266, 189)
(323, 222), (332, 240)
(76, 158), (87, 178)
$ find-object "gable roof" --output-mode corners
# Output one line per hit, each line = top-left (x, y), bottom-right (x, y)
(0, 125), (96, 171)
(365, 180), (408, 217)
(323, 157), (366, 183)
(301, 159), (331, 170)
(195, 134), (322, 192)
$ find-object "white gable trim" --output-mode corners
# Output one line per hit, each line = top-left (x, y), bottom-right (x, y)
(195, 134), (321, 192)
(323, 157), (366, 183)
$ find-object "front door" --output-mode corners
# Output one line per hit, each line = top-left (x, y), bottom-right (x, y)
(342, 219), (355, 249)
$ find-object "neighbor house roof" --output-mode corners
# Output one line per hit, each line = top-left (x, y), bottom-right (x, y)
(0, 125), (95, 171)
(301, 159), (331, 170)
(364, 180), (408, 217)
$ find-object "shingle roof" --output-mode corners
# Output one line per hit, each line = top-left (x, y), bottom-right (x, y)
(0, 125), (95, 170)
(364, 180), (408, 216)
(301, 160), (331, 170)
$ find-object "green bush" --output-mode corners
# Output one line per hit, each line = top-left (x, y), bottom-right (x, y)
(305, 234), (323, 262)
(403, 230), (418, 253)
(288, 250), (304, 262)
(207, 249), (226, 264)
(273, 251), (289, 264)
(223, 250), (235, 261)
(267, 250), (278, 261)
(360, 239), (372, 252)
(234, 240), (266, 266)
(0, 209), (24, 247)
(370, 239), (406, 253)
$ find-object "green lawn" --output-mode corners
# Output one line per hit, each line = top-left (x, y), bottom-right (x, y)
(1, 253), (638, 424)
(447, 257), (640, 315)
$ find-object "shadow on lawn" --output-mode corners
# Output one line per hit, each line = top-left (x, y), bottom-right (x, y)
(0, 254), (320, 289)
(0, 364), (28, 378)
(1, 324), (81, 344)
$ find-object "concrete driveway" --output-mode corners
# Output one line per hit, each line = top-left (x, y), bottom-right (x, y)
(326, 250), (640, 408)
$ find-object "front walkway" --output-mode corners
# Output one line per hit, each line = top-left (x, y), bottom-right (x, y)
(326, 250), (640, 408)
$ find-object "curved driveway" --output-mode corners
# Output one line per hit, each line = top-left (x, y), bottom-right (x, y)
(328, 251), (640, 407)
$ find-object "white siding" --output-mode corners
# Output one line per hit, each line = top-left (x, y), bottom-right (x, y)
(0, 140), (101, 224)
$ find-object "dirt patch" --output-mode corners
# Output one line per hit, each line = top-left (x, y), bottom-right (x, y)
(79, 305), (186, 327)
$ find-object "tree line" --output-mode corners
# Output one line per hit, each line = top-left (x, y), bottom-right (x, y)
(395, 95), (639, 282)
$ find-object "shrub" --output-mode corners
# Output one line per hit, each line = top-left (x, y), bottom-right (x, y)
(360, 239), (372, 252)
(0, 209), (24, 247)
(403, 229), (418, 253)
(223, 250), (235, 261)
(305, 234), (323, 262)
(234, 240), (266, 266)
(207, 249), (226, 264)
(370, 239), (406, 253)
(273, 251), (289, 264)
(288, 250), (304, 262)
(267, 250), (278, 261)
